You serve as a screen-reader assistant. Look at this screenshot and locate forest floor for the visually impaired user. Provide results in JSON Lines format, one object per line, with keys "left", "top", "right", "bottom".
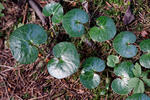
{"left": 0, "top": 0, "right": 150, "bottom": 100}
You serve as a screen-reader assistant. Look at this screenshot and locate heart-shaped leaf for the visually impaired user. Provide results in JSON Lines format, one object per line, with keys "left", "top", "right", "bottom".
{"left": 128, "top": 77, "right": 145, "bottom": 94}
{"left": 139, "top": 39, "right": 150, "bottom": 69}
{"left": 126, "top": 93, "right": 150, "bottom": 100}
{"left": 111, "top": 78, "right": 132, "bottom": 95}
{"left": 47, "top": 42, "right": 80, "bottom": 79}
{"left": 113, "top": 31, "right": 137, "bottom": 58}
{"left": 82, "top": 57, "right": 105, "bottom": 72}
{"left": 62, "top": 8, "right": 89, "bottom": 37}
{"left": 80, "top": 70, "right": 100, "bottom": 89}
{"left": 114, "top": 61, "right": 134, "bottom": 78}
{"left": 9, "top": 24, "right": 47, "bottom": 64}
{"left": 140, "top": 53, "right": 150, "bottom": 69}
{"left": 80, "top": 57, "right": 105, "bottom": 89}
{"left": 140, "top": 39, "right": 150, "bottom": 53}
{"left": 111, "top": 61, "right": 134, "bottom": 95}
{"left": 89, "top": 16, "right": 116, "bottom": 42}
{"left": 43, "top": 2, "right": 63, "bottom": 24}
{"left": 133, "top": 63, "right": 142, "bottom": 77}
{"left": 107, "top": 55, "right": 119, "bottom": 67}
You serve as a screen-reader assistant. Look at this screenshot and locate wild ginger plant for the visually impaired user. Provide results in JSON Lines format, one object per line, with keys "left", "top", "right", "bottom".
{"left": 8, "top": 2, "right": 150, "bottom": 99}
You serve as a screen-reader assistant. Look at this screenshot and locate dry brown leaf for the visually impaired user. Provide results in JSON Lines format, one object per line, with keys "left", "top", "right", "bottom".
{"left": 123, "top": 0, "right": 135, "bottom": 25}
{"left": 141, "top": 30, "right": 149, "bottom": 38}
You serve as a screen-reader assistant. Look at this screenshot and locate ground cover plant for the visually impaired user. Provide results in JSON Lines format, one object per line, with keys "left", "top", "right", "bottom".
{"left": 0, "top": 0, "right": 150, "bottom": 99}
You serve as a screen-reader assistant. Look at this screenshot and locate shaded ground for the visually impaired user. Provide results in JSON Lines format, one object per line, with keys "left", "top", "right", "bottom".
{"left": 0, "top": 0, "right": 150, "bottom": 100}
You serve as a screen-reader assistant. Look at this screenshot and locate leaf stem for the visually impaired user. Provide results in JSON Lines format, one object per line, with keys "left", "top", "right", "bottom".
{"left": 30, "top": 42, "right": 46, "bottom": 57}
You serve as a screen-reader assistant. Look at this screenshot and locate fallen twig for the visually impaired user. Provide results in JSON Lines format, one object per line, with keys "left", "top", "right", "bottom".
{"left": 15, "top": 95, "right": 23, "bottom": 100}
{"left": 29, "top": 94, "right": 49, "bottom": 100}
{"left": 22, "top": 3, "right": 28, "bottom": 24}
{"left": 28, "top": 0, "right": 46, "bottom": 25}
{"left": 0, "top": 65, "right": 14, "bottom": 69}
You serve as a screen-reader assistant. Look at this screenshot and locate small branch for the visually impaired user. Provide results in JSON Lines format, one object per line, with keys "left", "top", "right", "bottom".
{"left": 0, "top": 69, "right": 13, "bottom": 73}
{"left": 28, "top": 0, "right": 46, "bottom": 25}
{"left": 22, "top": 3, "right": 28, "bottom": 24}
{"left": 0, "top": 65, "right": 14, "bottom": 69}
{"left": 15, "top": 95, "right": 23, "bottom": 100}
{"left": 29, "top": 94, "right": 49, "bottom": 100}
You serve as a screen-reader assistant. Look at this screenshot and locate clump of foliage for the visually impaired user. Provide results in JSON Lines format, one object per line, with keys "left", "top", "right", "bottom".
{"left": 43, "top": 2, "right": 63, "bottom": 24}
{"left": 8, "top": 2, "right": 150, "bottom": 99}
{"left": 128, "top": 63, "right": 150, "bottom": 94}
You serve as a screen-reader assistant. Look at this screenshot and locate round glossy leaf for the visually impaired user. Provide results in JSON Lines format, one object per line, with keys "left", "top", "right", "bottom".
{"left": 111, "top": 78, "right": 132, "bottom": 95}
{"left": 9, "top": 24, "right": 47, "bottom": 64}
{"left": 62, "top": 8, "right": 89, "bottom": 37}
{"left": 126, "top": 93, "right": 150, "bottom": 100}
{"left": 140, "top": 53, "right": 150, "bottom": 69}
{"left": 140, "top": 39, "right": 150, "bottom": 53}
{"left": 82, "top": 57, "right": 105, "bottom": 72}
{"left": 43, "top": 2, "right": 63, "bottom": 24}
{"left": 113, "top": 31, "right": 137, "bottom": 58}
{"left": 89, "top": 16, "right": 116, "bottom": 42}
{"left": 80, "top": 70, "right": 100, "bottom": 89}
{"left": 47, "top": 42, "right": 80, "bottom": 79}
{"left": 114, "top": 61, "right": 134, "bottom": 78}
{"left": 107, "top": 55, "right": 119, "bottom": 67}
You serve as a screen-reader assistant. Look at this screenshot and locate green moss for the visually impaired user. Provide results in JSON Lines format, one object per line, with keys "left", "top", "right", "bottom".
{"left": 22, "top": 93, "right": 30, "bottom": 99}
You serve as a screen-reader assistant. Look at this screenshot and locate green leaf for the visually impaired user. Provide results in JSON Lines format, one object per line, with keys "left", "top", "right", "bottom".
{"left": 113, "top": 31, "right": 137, "bottom": 58}
{"left": 82, "top": 57, "right": 105, "bottom": 72}
{"left": 126, "top": 93, "right": 150, "bottom": 100}
{"left": 62, "top": 8, "right": 89, "bottom": 37}
{"left": 0, "top": 13, "right": 4, "bottom": 17}
{"left": 47, "top": 42, "right": 80, "bottom": 79}
{"left": 9, "top": 24, "right": 47, "bottom": 64}
{"left": 128, "top": 78, "right": 145, "bottom": 94}
{"left": 80, "top": 70, "right": 100, "bottom": 89}
{"left": 0, "top": 3, "right": 4, "bottom": 17}
{"left": 89, "top": 16, "right": 116, "bottom": 42}
{"left": 140, "top": 53, "right": 150, "bottom": 69}
{"left": 43, "top": 2, "right": 63, "bottom": 24}
{"left": 111, "top": 61, "right": 134, "bottom": 95}
{"left": 114, "top": 61, "right": 134, "bottom": 78}
{"left": 107, "top": 55, "right": 119, "bottom": 67}
{"left": 140, "top": 39, "right": 150, "bottom": 53}
{"left": 111, "top": 78, "right": 132, "bottom": 95}
{"left": 133, "top": 63, "right": 141, "bottom": 77}
{"left": 141, "top": 71, "right": 150, "bottom": 87}
{"left": 142, "top": 78, "right": 150, "bottom": 87}
{"left": 0, "top": 3, "right": 4, "bottom": 10}
{"left": 139, "top": 39, "right": 150, "bottom": 69}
